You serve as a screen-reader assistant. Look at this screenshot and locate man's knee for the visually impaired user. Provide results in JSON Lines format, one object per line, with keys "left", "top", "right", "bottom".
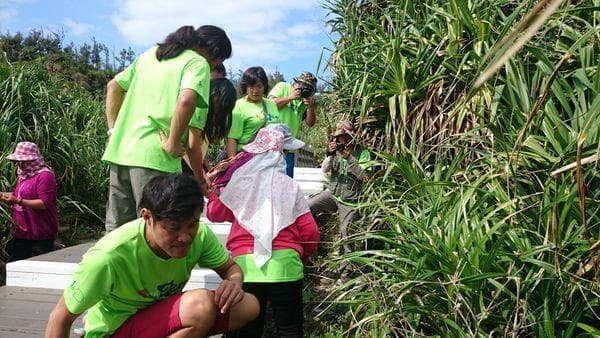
{"left": 179, "top": 289, "right": 218, "bottom": 329}
{"left": 229, "top": 292, "right": 260, "bottom": 331}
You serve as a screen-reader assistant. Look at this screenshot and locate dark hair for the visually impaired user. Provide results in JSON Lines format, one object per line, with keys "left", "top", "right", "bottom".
{"left": 239, "top": 66, "right": 269, "bottom": 96}
{"left": 211, "top": 63, "right": 226, "bottom": 78}
{"left": 204, "top": 78, "right": 236, "bottom": 144}
{"left": 156, "top": 25, "right": 232, "bottom": 62}
{"left": 140, "top": 174, "right": 204, "bottom": 222}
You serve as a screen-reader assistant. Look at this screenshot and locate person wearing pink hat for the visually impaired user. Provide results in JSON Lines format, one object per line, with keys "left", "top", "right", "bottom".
{"left": 1, "top": 141, "right": 58, "bottom": 261}
{"left": 206, "top": 127, "right": 319, "bottom": 337}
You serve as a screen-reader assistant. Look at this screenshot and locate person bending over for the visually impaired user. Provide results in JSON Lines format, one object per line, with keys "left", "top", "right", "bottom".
{"left": 103, "top": 25, "right": 232, "bottom": 233}
{"left": 45, "top": 174, "right": 259, "bottom": 338}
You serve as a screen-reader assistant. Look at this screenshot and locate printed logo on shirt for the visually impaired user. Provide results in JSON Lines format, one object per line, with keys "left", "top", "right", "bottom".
{"left": 156, "top": 280, "right": 187, "bottom": 298}
{"left": 68, "top": 281, "right": 85, "bottom": 304}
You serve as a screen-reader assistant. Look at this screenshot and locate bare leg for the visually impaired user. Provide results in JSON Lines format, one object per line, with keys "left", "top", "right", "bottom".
{"left": 227, "top": 293, "right": 260, "bottom": 331}
{"left": 168, "top": 290, "right": 258, "bottom": 337}
{"left": 168, "top": 289, "right": 216, "bottom": 338}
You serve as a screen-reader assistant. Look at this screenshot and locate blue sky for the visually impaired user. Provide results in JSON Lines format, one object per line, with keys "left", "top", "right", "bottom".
{"left": 0, "top": 0, "right": 334, "bottom": 83}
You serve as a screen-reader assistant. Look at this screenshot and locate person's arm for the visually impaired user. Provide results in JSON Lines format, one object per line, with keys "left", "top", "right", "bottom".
{"left": 226, "top": 138, "right": 238, "bottom": 159}
{"left": 321, "top": 140, "right": 337, "bottom": 173}
{"left": 44, "top": 295, "right": 80, "bottom": 338}
{"left": 302, "top": 96, "right": 316, "bottom": 127}
{"left": 213, "top": 258, "right": 244, "bottom": 314}
{"left": 163, "top": 89, "right": 199, "bottom": 157}
{"left": 321, "top": 156, "right": 334, "bottom": 174}
{"left": 187, "top": 127, "right": 207, "bottom": 189}
{"left": 206, "top": 191, "right": 234, "bottom": 223}
{"left": 1, "top": 192, "right": 47, "bottom": 209}
{"left": 296, "top": 212, "right": 320, "bottom": 262}
{"left": 270, "top": 86, "right": 301, "bottom": 109}
{"left": 105, "top": 79, "right": 126, "bottom": 129}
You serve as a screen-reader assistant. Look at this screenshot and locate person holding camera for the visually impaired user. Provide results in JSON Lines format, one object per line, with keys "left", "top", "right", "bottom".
{"left": 307, "top": 121, "right": 370, "bottom": 256}
{"left": 268, "top": 71, "right": 317, "bottom": 177}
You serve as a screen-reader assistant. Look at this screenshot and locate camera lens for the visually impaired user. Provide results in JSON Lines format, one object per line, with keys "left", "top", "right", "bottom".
{"left": 300, "top": 83, "right": 314, "bottom": 98}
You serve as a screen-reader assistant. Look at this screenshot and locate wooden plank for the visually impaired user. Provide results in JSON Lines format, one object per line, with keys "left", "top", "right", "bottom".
{"left": 0, "top": 286, "right": 84, "bottom": 338}
{"left": 294, "top": 167, "right": 324, "bottom": 174}
{"left": 294, "top": 173, "right": 326, "bottom": 181}
{"left": 29, "top": 243, "right": 94, "bottom": 263}
{"left": 6, "top": 259, "right": 223, "bottom": 291}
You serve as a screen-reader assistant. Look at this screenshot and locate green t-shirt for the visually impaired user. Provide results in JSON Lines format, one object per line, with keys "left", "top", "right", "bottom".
{"left": 102, "top": 46, "right": 210, "bottom": 173}
{"left": 228, "top": 97, "right": 280, "bottom": 150}
{"left": 268, "top": 82, "right": 306, "bottom": 138}
{"left": 63, "top": 219, "right": 229, "bottom": 337}
{"left": 234, "top": 249, "right": 303, "bottom": 282}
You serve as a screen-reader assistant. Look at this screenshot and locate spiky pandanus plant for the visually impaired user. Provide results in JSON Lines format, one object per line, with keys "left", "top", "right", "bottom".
{"left": 314, "top": 0, "right": 600, "bottom": 336}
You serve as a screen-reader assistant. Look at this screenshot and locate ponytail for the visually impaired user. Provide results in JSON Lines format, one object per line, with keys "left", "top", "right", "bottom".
{"left": 156, "top": 26, "right": 196, "bottom": 61}
{"left": 156, "top": 25, "right": 231, "bottom": 62}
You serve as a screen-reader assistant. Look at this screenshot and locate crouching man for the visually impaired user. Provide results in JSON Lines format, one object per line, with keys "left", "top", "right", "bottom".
{"left": 45, "top": 174, "right": 259, "bottom": 338}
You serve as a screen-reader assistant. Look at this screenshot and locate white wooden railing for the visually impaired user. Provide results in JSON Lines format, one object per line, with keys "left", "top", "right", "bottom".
{"left": 6, "top": 168, "right": 325, "bottom": 290}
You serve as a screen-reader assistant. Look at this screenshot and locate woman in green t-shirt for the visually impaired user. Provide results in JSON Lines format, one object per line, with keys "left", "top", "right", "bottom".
{"left": 225, "top": 66, "right": 280, "bottom": 159}
{"left": 103, "top": 25, "right": 233, "bottom": 233}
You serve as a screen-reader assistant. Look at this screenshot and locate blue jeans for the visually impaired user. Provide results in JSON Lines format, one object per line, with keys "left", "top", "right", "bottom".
{"left": 285, "top": 152, "right": 295, "bottom": 178}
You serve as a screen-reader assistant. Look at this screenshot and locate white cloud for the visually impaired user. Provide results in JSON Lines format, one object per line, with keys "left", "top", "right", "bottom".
{"left": 0, "top": 0, "right": 33, "bottom": 23}
{"left": 63, "top": 18, "right": 96, "bottom": 37}
{"left": 110, "top": 0, "right": 327, "bottom": 74}
{"left": 0, "top": 8, "right": 17, "bottom": 22}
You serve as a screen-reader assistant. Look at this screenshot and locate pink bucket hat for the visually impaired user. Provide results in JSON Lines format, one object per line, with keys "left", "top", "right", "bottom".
{"left": 243, "top": 129, "right": 284, "bottom": 154}
{"left": 6, "top": 142, "right": 43, "bottom": 161}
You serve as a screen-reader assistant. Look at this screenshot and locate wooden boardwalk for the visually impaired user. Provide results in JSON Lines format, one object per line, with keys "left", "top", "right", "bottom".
{"left": 0, "top": 167, "right": 325, "bottom": 337}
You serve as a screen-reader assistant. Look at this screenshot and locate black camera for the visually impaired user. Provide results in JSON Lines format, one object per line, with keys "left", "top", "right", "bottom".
{"left": 299, "top": 83, "right": 314, "bottom": 98}
{"left": 335, "top": 142, "right": 346, "bottom": 151}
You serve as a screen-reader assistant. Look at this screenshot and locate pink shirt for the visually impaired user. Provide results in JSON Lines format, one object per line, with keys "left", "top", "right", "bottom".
{"left": 12, "top": 171, "right": 59, "bottom": 240}
{"left": 206, "top": 192, "right": 319, "bottom": 262}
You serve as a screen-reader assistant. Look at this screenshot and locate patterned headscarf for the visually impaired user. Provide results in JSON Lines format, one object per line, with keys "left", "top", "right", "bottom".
{"left": 220, "top": 129, "right": 310, "bottom": 268}
{"left": 6, "top": 142, "right": 52, "bottom": 179}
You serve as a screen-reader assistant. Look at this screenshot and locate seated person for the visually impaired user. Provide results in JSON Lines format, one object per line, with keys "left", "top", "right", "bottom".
{"left": 44, "top": 174, "right": 259, "bottom": 338}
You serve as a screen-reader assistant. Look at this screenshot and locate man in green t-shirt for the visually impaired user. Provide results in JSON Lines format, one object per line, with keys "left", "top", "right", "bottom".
{"left": 268, "top": 71, "right": 317, "bottom": 177}
{"left": 45, "top": 174, "right": 259, "bottom": 338}
{"left": 102, "top": 25, "right": 232, "bottom": 234}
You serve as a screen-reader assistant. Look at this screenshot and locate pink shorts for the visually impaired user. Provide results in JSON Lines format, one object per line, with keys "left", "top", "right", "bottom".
{"left": 112, "top": 292, "right": 229, "bottom": 338}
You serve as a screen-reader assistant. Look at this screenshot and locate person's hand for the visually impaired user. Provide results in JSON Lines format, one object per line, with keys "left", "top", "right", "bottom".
{"left": 302, "top": 96, "right": 314, "bottom": 106}
{"left": 291, "top": 87, "right": 301, "bottom": 100}
{"left": 214, "top": 279, "right": 244, "bottom": 314}
{"left": 198, "top": 179, "right": 209, "bottom": 195}
{"left": 158, "top": 130, "right": 185, "bottom": 157}
{"left": 1, "top": 192, "right": 16, "bottom": 204}
{"left": 327, "top": 140, "right": 337, "bottom": 156}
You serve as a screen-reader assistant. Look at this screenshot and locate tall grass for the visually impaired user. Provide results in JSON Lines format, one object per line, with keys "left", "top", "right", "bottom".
{"left": 315, "top": 0, "right": 600, "bottom": 336}
{"left": 0, "top": 60, "right": 108, "bottom": 242}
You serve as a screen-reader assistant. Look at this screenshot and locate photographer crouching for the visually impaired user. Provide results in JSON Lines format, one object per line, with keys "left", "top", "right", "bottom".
{"left": 307, "top": 121, "right": 370, "bottom": 260}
